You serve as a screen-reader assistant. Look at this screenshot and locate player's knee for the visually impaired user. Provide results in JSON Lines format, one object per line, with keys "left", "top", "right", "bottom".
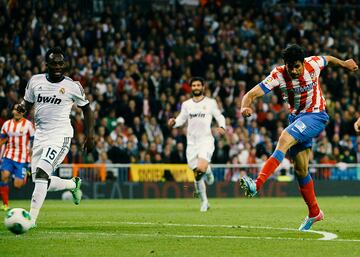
{"left": 294, "top": 161, "right": 308, "bottom": 175}
{"left": 196, "top": 164, "right": 207, "bottom": 173}
{"left": 35, "top": 168, "right": 49, "bottom": 180}
{"left": 1, "top": 172, "right": 10, "bottom": 182}
{"left": 278, "top": 131, "right": 296, "bottom": 150}
{"left": 13, "top": 180, "right": 24, "bottom": 188}
{"left": 295, "top": 169, "right": 308, "bottom": 178}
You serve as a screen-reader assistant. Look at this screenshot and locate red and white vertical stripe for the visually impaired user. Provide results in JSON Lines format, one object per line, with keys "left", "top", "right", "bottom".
{"left": 264, "top": 56, "right": 326, "bottom": 114}
{"left": 1, "top": 118, "right": 35, "bottom": 163}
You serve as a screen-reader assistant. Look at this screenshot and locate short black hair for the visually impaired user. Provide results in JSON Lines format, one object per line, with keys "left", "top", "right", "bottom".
{"left": 189, "top": 76, "right": 205, "bottom": 87}
{"left": 282, "top": 44, "right": 305, "bottom": 65}
{"left": 45, "top": 47, "right": 65, "bottom": 63}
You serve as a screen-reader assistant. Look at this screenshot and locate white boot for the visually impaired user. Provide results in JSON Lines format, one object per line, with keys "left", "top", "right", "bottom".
{"left": 200, "top": 201, "right": 210, "bottom": 212}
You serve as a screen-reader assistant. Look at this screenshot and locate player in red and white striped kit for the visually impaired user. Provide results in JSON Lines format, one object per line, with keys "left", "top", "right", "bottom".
{"left": 240, "top": 44, "right": 358, "bottom": 231}
{"left": 0, "top": 104, "right": 35, "bottom": 210}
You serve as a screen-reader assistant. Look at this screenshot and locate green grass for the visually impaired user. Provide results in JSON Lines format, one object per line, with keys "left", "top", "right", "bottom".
{"left": 1, "top": 197, "right": 360, "bottom": 257}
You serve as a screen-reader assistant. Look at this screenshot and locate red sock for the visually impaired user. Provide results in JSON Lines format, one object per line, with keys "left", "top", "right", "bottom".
{"left": 298, "top": 175, "right": 320, "bottom": 218}
{"left": 256, "top": 156, "right": 281, "bottom": 190}
{"left": 0, "top": 185, "right": 9, "bottom": 205}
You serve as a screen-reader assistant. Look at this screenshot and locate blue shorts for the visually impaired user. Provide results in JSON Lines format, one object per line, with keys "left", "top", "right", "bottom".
{"left": 1, "top": 158, "right": 29, "bottom": 180}
{"left": 286, "top": 112, "right": 329, "bottom": 157}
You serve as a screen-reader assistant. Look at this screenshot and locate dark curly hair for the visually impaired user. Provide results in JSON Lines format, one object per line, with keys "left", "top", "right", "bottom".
{"left": 282, "top": 44, "right": 305, "bottom": 65}
{"left": 189, "top": 76, "right": 205, "bottom": 87}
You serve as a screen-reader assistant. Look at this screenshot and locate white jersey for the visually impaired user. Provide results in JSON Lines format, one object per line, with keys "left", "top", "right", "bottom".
{"left": 24, "top": 74, "right": 89, "bottom": 142}
{"left": 174, "top": 97, "right": 225, "bottom": 146}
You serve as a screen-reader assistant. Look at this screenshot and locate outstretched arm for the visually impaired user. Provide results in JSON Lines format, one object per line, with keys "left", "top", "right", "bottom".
{"left": 168, "top": 103, "right": 188, "bottom": 128}
{"left": 325, "top": 56, "right": 358, "bottom": 71}
{"left": 240, "top": 85, "right": 265, "bottom": 118}
{"left": 79, "top": 104, "right": 95, "bottom": 153}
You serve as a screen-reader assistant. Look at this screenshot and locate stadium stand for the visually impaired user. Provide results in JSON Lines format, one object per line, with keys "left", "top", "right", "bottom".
{"left": 0, "top": 0, "right": 359, "bottom": 179}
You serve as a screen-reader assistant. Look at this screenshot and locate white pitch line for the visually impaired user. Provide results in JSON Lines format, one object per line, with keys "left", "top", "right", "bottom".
{"left": 40, "top": 220, "right": 338, "bottom": 241}
{"left": 118, "top": 221, "right": 338, "bottom": 241}
{"left": 3, "top": 230, "right": 358, "bottom": 243}
{"left": 117, "top": 233, "right": 336, "bottom": 242}
{"left": 304, "top": 229, "right": 338, "bottom": 240}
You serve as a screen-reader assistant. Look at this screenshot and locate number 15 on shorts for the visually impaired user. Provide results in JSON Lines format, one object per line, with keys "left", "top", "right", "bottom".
{"left": 42, "top": 147, "right": 58, "bottom": 163}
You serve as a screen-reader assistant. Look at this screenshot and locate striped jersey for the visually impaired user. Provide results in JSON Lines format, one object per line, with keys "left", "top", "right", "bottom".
{"left": 24, "top": 74, "right": 89, "bottom": 142}
{"left": 260, "top": 56, "right": 327, "bottom": 115}
{"left": 0, "top": 118, "right": 35, "bottom": 163}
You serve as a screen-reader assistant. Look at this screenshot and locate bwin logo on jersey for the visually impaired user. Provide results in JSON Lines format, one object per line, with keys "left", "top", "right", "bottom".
{"left": 37, "top": 94, "right": 62, "bottom": 104}
{"left": 189, "top": 113, "right": 206, "bottom": 119}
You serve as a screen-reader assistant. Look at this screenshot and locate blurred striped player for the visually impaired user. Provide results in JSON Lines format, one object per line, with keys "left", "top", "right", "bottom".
{"left": 0, "top": 104, "right": 34, "bottom": 211}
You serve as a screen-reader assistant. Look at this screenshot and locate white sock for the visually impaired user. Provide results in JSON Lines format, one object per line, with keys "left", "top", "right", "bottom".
{"left": 30, "top": 179, "right": 48, "bottom": 223}
{"left": 204, "top": 165, "right": 215, "bottom": 185}
{"left": 48, "top": 176, "right": 76, "bottom": 192}
{"left": 194, "top": 178, "right": 208, "bottom": 202}
{"left": 206, "top": 165, "right": 212, "bottom": 175}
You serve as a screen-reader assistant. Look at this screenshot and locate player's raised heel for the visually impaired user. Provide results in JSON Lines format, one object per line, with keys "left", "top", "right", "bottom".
{"left": 298, "top": 210, "right": 324, "bottom": 231}
{"left": 71, "top": 177, "right": 82, "bottom": 205}
{"left": 1, "top": 204, "right": 9, "bottom": 211}
{"left": 240, "top": 176, "right": 257, "bottom": 197}
{"left": 0, "top": 204, "right": 9, "bottom": 211}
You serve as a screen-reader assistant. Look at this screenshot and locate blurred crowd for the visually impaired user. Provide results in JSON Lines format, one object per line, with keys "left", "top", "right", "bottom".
{"left": 0, "top": 0, "right": 359, "bottom": 176}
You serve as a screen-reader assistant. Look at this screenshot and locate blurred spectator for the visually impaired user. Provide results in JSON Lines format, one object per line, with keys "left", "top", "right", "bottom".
{"left": 66, "top": 144, "right": 83, "bottom": 164}
{"left": 213, "top": 140, "right": 230, "bottom": 164}
{"left": 0, "top": 1, "right": 358, "bottom": 166}
{"left": 170, "top": 142, "right": 186, "bottom": 163}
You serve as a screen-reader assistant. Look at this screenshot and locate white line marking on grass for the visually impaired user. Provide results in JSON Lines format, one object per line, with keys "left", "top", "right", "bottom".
{"left": 8, "top": 231, "right": 359, "bottom": 243}
{"left": 305, "top": 230, "right": 338, "bottom": 240}
{"left": 119, "top": 233, "right": 360, "bottom": 242}
{"left": 119, "top": 233, "right": 316, "bottom": 241}
{"left": 119, "top": 221, "right": 338, "bottom": 241}
{"left": 37, "top": 220, "right": 339, "bottom": 241}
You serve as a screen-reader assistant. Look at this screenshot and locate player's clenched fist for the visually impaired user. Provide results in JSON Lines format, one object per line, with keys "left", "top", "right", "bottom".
{"left": 217, "top": 127, "right": 226, "bottom": 136}
{"left": 168, "top": 118, "right": 176, "bottom": 128}
{"left": 344, "top": 59, "right": 358, "bottom": 71}
{"left": 241, "top": 107, "right": 253, "bottom": 118}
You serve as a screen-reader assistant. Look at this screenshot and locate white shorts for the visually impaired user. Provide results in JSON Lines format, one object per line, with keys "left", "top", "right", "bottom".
{"left": 186, "top": 142, "right": 215, "bottom": 170}
{"left": 31, "top": 137, "right": 71, "bottom": 179}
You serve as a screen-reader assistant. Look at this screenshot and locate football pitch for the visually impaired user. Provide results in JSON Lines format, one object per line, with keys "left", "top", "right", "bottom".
{"left": 1, "top": 197, "right": 360, "bottom": 257}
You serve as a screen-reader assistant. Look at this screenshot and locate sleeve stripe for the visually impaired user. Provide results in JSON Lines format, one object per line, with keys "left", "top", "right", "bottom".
{"left": 321, "top": 56, "right": 327, "bottom": 66}
{"left": 75, "top": 81, "right": 85, "bottom": 96}
{"left": 259, "top": 82, "right": 271, "bottom": 94}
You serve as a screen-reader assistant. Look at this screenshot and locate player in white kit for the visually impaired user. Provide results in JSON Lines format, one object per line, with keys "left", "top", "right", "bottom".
{"left": 168, "top": 77, "right": 226, "bottom": 212}
{"left": 18, "top": 47, "right": 95, "bottom": 227}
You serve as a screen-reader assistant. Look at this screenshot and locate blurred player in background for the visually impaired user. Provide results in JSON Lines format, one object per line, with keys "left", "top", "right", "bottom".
{"left": 168, "top": 77, "right": 226, "bottom": 212}
{"left": 19, "top": 47, "right": 95, "bottom": 227}
{"left": 240, "top": 44, "right": 358, "bottom": 230}
{"left": 0, "top": 104, "right": 34, "bottom": 211}
{"left": 354, "top": 117, "right": 360, "bottom": 133}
